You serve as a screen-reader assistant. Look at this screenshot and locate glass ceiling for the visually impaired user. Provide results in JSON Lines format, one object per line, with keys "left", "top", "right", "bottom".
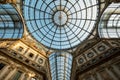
{"left": 23, "top": 0, "right": 99, "bottom": 50}
{"left": 0, "top": 4, "right": 24, "bottom": 39}
{"left": 49, "top": 52, "right": 72, "bottom": 80}
{"left": 98, "top": 3, "right": 120, "bottom": 38}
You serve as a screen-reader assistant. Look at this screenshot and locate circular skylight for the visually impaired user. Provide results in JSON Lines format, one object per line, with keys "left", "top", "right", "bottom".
{"left": 23, "top": 0, "right": 99, "bottom": 50}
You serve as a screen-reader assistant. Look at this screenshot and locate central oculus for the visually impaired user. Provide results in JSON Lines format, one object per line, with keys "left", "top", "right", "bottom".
{"left": 53, "top": 11, "right": 68, "bottom": 26}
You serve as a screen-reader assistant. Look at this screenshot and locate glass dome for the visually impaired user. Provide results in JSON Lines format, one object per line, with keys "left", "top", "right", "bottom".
{"left": 23, "top": 0, "right": 99, "bottom": 50}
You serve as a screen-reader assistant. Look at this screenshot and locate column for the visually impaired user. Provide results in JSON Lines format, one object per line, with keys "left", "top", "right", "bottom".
{"left": 20, "top": 73, "right": 26, "bottom": 80}
{"left": 91, "top": 75, "right": 96, "bottom": 80}
{"left": 23, "top": 74, "right": 28, "bottom": 80}
{"left": 96, "top": 72, "right": 103, "bottom": 80}
{"left": 105, "top": 68, "right": 118, "bottom": 80}
{"left": 112, "top": 65, "right": 120, "bottom": 76}
{"left": 4, "top": 67, "right": 17, "bottom": 80}
{"left": 0, "top": 66, "right": 10, "bottom": 79}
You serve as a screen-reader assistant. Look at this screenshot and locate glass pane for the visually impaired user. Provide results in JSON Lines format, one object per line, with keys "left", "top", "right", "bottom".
{"left": 23, "top": 0, "right": 99, "bottom": 50}
{"left": 49, "top": 52, "right": 73, "bottom": 80}
{"left": 12, "top": 70, "right": 22, "bottom": 80}
{"left": 0, "top": 4, "right": 24, "bottom": 39}
{"left": 98, "top": 3, "right": 120, "bottom": 38}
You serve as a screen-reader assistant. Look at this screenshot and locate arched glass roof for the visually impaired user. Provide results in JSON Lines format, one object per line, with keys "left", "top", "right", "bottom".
{"left": 98, "top": 3, "right": 120, "bottom": 38}
{"left": 49, "top": 52, "right": 73, "bottom": 80}
{"left": 0, "top": 4, "right": 24, "bottom": 39}
{"left": 23, "top": 0, "right": 99, "bottom": 50}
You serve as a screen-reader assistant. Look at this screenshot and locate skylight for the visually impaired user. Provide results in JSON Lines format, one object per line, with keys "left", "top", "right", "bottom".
{"left": 49, "top": 52, "right": 73, "bottom": 80}
{"left": 23, "top": 0, "right": 99, "bottom": 50}
{"left": 0, "top": 4, "right": 24, "bottom": 39}
{"left": 98, "top": 3, "right": 120, "bottom": 38}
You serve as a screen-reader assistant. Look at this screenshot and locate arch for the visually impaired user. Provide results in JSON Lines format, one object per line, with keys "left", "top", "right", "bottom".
{"left": 49, "top": 52, "right": 73, "bottom": 80}
{"left": 0, "top": 4, "right": 24, "bottom": 39}
{"left": 98, "top": 3, "right": 120, "bottom": 38}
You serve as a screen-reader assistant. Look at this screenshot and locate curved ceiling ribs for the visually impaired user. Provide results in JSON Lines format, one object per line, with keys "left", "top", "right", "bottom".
{"left": 23, "top": 0, "right": 99, "bottom": 50}
{"left": 98, "top": 3, "right": 120, "bottom": 38}
{"left": 73, "top": 2, "right": 120, "bottom": 80}
{"left": 0, "top": 1, "right": 120, "bottom": 80}
{"left": 0, "top": 4, "right": 24, "bottom": 39}
{"left": 49, "top": 52, "right": 73, "bottom": 80}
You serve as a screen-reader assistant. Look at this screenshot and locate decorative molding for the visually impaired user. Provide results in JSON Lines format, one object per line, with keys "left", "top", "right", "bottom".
{"left": 75, "top": 39, "right": 100, "bottom": 57}
{"left": 74, "top": 39, "right": 120, "bottom": 79}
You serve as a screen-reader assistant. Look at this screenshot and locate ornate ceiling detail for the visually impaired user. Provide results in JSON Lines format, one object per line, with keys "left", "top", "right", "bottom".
{"left": 23, "top": 0, "right": 99, "bottom": 50}
{"left": 75, "top": 39, "right": 100, "bottom": 57}
{"left": 74, "top": 39, "right": 120, "bottom": 75}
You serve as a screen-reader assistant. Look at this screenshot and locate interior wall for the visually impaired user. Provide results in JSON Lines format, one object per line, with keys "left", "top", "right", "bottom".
{"left": 77, "top": 55, "right": 120, "bottom": 80}
{"left": 0, "top": 51, "right": 45, "bottom": 80}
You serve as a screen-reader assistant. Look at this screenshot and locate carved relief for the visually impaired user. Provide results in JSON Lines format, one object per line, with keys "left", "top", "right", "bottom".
{"left": 77, "top": 56, "right": 120, "bottom": 80}
{"left": 0, "top": 54, "right": 45, "bottom": 80}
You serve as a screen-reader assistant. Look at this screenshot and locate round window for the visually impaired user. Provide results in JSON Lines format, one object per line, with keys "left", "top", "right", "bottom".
{"left": 87, "top": 52, "right": 94, "bottom": 58}
{"left": 78, "top": 58, "right": 84, "bottom": 64}
{"left": 97, "top": 45, "right": 106, "bottom": 51}
{"left": 38, "top": 58, "right": 43, "bottom": 64}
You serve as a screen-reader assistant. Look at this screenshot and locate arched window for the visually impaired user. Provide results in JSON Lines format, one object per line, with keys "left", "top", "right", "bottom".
{"left": 0, "top": 4, "right": 24, "bottom": 39}
{"left": 98, "top": 3, "right": 120, "bottom": 38}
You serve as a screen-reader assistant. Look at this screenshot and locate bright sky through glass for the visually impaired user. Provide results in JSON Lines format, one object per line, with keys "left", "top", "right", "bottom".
{"left": 49, "top": 52, "right": 73, "bottom": 80}
{"left": 98, "top": 3, "right": 120, "bottom": 38}
{"left": 23, "top": 0, "right": 98, "bottom": 50}
{"left": 0, "top": 4, "right": 23, "bottom": 39}
{"left": 23, "top": 0, "right": 99, "bottom": 80}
